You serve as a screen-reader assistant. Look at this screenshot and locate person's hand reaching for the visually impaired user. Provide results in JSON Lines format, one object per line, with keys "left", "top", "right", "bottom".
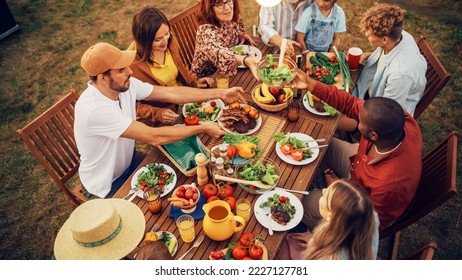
{"left": 160, "top": 109, "right": 179, "bottom": 124}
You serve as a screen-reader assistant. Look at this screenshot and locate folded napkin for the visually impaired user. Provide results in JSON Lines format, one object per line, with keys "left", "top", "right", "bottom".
{"left": 161, "top": 136, "right": 208, "bottom": 171}
{"left": 169, "top": 193, "right": 206, "bottom": 221}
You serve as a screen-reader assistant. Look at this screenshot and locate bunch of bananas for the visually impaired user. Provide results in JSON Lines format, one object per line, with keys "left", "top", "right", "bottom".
{"left": 253, "top": 83, "right": 293, "bottom": 104}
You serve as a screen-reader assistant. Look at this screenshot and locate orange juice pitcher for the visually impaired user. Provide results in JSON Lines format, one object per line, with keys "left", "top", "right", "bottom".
{"left": 202, "top": 200, "right": 245, "bottom": 241}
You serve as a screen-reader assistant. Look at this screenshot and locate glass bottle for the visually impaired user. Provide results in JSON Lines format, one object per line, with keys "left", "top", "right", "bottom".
{"left": 219, "top": 144, "right": 230, "bottom": 170}
{"left": 212, "top": 157, "right": 225, "bottom": 185}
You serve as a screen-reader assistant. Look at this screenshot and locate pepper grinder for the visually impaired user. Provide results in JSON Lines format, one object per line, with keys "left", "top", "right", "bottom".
{"left": 195, "top": 153, "right": 209, "bottom": 187}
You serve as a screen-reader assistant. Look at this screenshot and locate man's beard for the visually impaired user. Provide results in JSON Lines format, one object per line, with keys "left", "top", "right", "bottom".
{"left": 108, "top": 76, "right": 130, "bottom": 92}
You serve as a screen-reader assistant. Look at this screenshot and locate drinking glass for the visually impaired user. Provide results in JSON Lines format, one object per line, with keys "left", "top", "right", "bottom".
{"left": 216, "top": 75, "right": 229, "bottom": 89}
{"left": 143, "top": 188, "right": 162, "bottom": 214}
{"left": 176, "top": 214, "right": 195, "bottom": 243}
{"left": 236, "top": 198, "right": 251, "bottom": 222}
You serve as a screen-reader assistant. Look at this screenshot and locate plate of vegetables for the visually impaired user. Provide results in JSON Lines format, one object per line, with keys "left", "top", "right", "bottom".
{"left": 232, "top": 45, "right": 262, "bottom": 68}
{"left": 182, "top": 99, "right": 225, "bottom": 124}
{"left": 144, "top": 231, "right": 178, "bottom": 256}
{"left": 305, "top": 52, "right": 341, "bottom": 86}
{"left": 274, "top": 132, "right": 319, "bottom": 165}
{"left": 235, "top": 157, "right": 280, "bottom": 194}
{"left": 131, "top": 163, "right": 177, "bottom": 198}
{"left": 302, "top": 91, "right": 339, "bottom": 116}
{"left": 254, "top": 190, "right": 303, "bottom": 231}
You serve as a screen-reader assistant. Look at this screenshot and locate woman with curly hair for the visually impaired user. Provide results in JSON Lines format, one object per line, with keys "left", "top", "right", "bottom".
{"left": 305, "top": 179, "right": 379, "bottom": 260}
{"left": 191, "top": 0, "right": 259, "bottom": 79}
{"left": 353, "top": 3, "right": 427, "bottom": 116}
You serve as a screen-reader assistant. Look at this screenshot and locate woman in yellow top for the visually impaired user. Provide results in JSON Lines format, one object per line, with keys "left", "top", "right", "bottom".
{"left": 128, "top": 6, "right": 214, "bottom": 125}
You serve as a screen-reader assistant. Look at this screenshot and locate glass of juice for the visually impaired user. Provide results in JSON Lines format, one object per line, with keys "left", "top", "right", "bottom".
{"left": 143, "top": 188, "right": 162, "bottom": 214}
{"left": 176, "top": 214, "right": 195, "bottom": 243}
{"left": 236, "top": 198, "right": 251, "bottom": 222}
{"left": 216, "top": 75, "right": 229, "bottom": 89}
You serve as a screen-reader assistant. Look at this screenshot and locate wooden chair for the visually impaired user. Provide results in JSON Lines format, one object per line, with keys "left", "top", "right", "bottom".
{"left": 380, "top": 131, "right": 458, "bottom": 257}
{"left": 414, "top": 36, "right": 451, "bottom": 119}
{"left": 16, "top": 89, "right": 86, "bottom": 206}
{"left": 390, "top": 232, "right": 438, "bottom": 260}
{"left": 169, "top": 2, "right": 201, "bottom": 85}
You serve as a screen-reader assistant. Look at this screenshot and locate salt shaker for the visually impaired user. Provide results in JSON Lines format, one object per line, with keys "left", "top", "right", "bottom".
{"left": 195, "top": 153, "right": 208, "bottom": 187}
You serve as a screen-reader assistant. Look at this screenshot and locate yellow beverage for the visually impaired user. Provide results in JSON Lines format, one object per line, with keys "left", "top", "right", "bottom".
{"left": 236, "top": 202, "right": 251, "bottom": 222}
{"left": 178, "top": 220, "right": 195, "bottom": 242}
{"left": 216, "top": 76, "right": 229, "bottom": 89}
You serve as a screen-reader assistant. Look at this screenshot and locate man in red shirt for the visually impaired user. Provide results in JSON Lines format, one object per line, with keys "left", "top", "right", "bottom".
{"left": 292, "top": 69, "right": 422, "bottom": 231}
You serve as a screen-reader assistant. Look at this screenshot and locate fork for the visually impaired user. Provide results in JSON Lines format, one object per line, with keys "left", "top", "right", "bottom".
{"left": 276, "top": 187, "right": 309, "bottom": 195}
{"left": 178, "top": 235, "right": 205, "bottom": 260}
{"left": 256, "top": 208, "right": 273, "bottom": 235}
{"left": 122, "top": 188, "right": 136, "bottom": 200}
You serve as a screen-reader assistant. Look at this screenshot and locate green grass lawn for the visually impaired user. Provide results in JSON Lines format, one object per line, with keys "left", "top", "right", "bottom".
{"left": 0, "top": 0, "right": 460, "bottom": 259}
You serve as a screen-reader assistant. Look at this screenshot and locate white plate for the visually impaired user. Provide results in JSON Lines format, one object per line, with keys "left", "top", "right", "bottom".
{"left": 182, "top": 99, "right": 225, "bottom": 124}
{"left": 254, "top": 190, "right": 303, "bottom": 232}
{"left": 131, "top": 163, "right": 177, "bottom": 198}
{"left": 302, "top": 93, "right": 331, "bottom": 116}
{"left": 275, "top": 133, "right": 320, "bottom": 165}
{"left": 156, "top": 231, "right": 178, "bottom": 256}
{"left": 232, "top": 45, "right": 263, "bottom": 68}
{"left": 217, "top": 104, "right": 262, "bottom": 135}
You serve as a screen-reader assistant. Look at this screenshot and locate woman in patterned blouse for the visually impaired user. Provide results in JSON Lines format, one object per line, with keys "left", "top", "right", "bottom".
{"left": 191, "top": 0, "right": 260, "bottom": 80}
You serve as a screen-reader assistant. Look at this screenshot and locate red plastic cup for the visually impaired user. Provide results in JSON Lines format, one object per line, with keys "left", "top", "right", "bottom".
{"left": 347, "top": 47, "right": 363, "bottom": 71}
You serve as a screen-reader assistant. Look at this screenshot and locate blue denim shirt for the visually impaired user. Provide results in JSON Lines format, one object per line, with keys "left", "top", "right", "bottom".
{"left": 353, "top": 31, "right": 427, "bottom": 116}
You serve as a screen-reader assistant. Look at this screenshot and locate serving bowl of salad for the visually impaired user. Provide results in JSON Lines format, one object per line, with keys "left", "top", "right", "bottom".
{"left": 234, "top": 157, "right": 281, "bottom": 194}
{"left": 257, "top": 54, "right": 297, "bottom": 88}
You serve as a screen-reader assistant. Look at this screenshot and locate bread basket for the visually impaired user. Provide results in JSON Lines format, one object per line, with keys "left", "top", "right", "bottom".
{"left": 251, "top": 84, "right": 291, "bottom": 112}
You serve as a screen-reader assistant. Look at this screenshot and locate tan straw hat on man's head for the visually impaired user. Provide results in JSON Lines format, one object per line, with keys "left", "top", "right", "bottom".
{"left": 54, "top": 198, "right": 145, "bottom": 260}
{"left": 81, "top": 42, "right": 136, "bottom": 76}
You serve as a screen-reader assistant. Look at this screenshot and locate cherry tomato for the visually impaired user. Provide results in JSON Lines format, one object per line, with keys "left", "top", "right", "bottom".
{"left": 291, "top": 148, "right": 304, "bottom": 161}
{"left": 272, "top": 65, "right": 278, "bottom": 69}
{"left": 232, "top": 244, "right": 249, "bottom": 260}
{"left": 210, "top": 101, "right": 217, "bottom": 107}
{"left": 329, "top": 56, "right": 337, "bottom": 63}
{"left": 178, "top": 185, "right": 186, "bottom": 192}
{"left": 280, "top": 143, "right": 294, "bottom": 155}
{"left": 202, "top": 183, "right": 218, "bottom": 199}
{"left": 184, "top": 188, "right": 193, "bottom": 199}
{"left": 239, "top": 232, "right": 255, "bottom": 247}
{"left": 161, "top": 173, "right": 169, "bottom": 178}
{"left": 249, "top": 244, "right": 264, "bottom": 260}
{"left": 176, "top": 190, "right": 185, "bottom": 198}
{"left": 279, "top": 196, "right": 287, "bottom": 203}
{"left": 184, "top": 114, "right": 199, "bottom": 126}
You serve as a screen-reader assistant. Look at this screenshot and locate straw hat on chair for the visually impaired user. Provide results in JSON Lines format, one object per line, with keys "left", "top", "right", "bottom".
{"left": 54, "top": 198, "right": 145, "bottom": 260}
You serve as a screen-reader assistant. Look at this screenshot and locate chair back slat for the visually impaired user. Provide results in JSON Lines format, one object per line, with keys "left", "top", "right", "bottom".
{"left": 380, "top": 131, "right": 458, "bottom": 239}
{"left": 169, "top": 3, "right": 200, "bottom": 82}
{"left": 17, "top": 89, "right": 83, "bottom": 206}
{"left": 414, "top": 36, "right": 451, "bottom": 119}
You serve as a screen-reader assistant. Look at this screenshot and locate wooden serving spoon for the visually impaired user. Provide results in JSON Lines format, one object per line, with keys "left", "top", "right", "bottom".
{"left": 214, "top": 174, "right": 274, "bottom": 190}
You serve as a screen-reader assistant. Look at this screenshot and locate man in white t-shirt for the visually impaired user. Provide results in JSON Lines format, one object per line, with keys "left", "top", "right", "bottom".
{"left": 76, "top": 42, "right": 246, "bottom": 198}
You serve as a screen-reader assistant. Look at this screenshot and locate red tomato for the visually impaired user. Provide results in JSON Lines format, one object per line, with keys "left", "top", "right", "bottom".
{"left": 223, "top": 196, "right": 236, "bottom": 210}
{"left": 161, "top": 173, "right": 168, "bottom": 178}
{"left": 280, "top": 143, "right": 294, "bottom": 155}
{"left": 158, "top": 179, "right": 166, "bottom": 185}
{"left": 218, "top": 184, "right": 234, "bottom": 199}
{"left": 279, "top": 196, "right": 287, "bottom": 203}
{"left": 329, "top": 56, "right": 337, "bottom": 63}
{"left": 178, "top": 186, "right": 186, "bottom": 192}
{"left": 242, "top": 257, "right": 253, "bottom": 260}
{"left": 184, "top": 188, "right": 193, "bottom": 199}
{"left": 210, "top": 101, "right": 217, "bottom": 107}
{"left": 192, "top": 193, "right": 199, "bottom": 201}
{"left": 239, "top": 232, "right": 255, "bottom": 247}
{"left": 184, "top": 114, "right": 199, "bottom": 126}
{"left": 202, "top": 183, "right": 218, "bottom": 198}
{"left": 232, "top": 244, "right": 249, "bottom": 260}
{"left": 272, "top": 65, "right": 278, "bottom": 69}
{"left": 206, "top": 195, "right": 220, "bottom": 204}
{"left": 226, "top": 145, "right": 238, "bottom": 159}
{"left": 249, "top": 244, "right": 264, "bottom": 260}
{"left": 291, "top": 149, "right": 304, "bottom": 161}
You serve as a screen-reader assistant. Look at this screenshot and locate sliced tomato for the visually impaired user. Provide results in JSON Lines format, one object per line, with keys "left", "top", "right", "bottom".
{"left": 291, "top": 149, "right": 304, "bottom": 161}
{"left": 280, "top": 143, "right": 294, "bottom": 155}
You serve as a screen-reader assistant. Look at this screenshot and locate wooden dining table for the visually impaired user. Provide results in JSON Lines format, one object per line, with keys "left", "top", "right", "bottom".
{"left": 113, "top": 38, "right": 348, "bottom": 260}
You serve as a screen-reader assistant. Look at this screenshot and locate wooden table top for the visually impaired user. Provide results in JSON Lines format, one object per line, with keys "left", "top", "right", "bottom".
{"left": 114, "top": 38, "right": 341, "bottom": 260}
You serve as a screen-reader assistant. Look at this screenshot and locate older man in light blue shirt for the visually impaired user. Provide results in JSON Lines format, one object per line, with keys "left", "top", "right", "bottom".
{"left": 258, "top": 0, "right": 311, "bottom": 57}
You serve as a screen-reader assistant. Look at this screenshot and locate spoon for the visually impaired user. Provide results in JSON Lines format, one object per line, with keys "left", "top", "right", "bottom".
{"left": 303, "top": 144, "right": 328, "bottom": 150}
{"left": 278, "top": 38, "right": 288, "bottom": 68}
{"left": 214, "top": 174, "right": 273, "bottom": 190}
{"left": 275, "top": 187, "right": 309, "bottom": 195}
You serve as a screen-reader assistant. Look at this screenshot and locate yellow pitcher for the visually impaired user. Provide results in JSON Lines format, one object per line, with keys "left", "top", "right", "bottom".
{"left": 202, "top": 200, "right": 245, "bottom": 241}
